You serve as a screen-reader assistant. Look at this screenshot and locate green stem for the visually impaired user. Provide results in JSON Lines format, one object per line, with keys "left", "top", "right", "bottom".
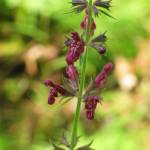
{"left": 70, "top": 0, "right": 93, "bottom": 150}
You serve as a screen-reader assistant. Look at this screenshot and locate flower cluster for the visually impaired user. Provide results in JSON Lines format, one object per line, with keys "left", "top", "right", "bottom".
{"left": 82, "top": 62, "right": 113, "bottom": 119}
{"left": 45, "top": 0, "right": 113, "bottom": 121}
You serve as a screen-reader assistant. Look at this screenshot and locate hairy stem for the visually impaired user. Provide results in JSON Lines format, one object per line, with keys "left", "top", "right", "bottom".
{"left": 70, "top": 0, "right": 93, "bottom": 149}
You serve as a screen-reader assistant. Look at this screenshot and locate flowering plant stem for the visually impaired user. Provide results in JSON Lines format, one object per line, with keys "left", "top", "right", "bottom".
{"left": 70, "top": 0, "right": 93, "bottom": 149}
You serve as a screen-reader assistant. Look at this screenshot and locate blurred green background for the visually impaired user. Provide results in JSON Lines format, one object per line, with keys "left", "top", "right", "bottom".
{"left": 0, "top": 0, "right": 150, "bottom": 149}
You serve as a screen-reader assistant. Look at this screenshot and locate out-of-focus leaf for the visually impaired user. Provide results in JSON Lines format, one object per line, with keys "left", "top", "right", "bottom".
{"left": 77, "top": 141, "right": 94, "bottom": 150}
{"left": 52, "top": 143, "right": 65, "bottom": 150}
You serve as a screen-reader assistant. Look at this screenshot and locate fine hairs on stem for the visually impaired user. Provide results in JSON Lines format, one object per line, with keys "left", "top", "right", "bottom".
{"left": 44, "top": 0, "right": 114, "bottom": 149}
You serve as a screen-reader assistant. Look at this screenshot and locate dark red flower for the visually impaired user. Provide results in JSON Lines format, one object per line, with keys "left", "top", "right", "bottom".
{"left": 85, "top": 96, "right": 100, "bottom": 120}
{"left": 86, "top": 110, "right": 94, "bottom": 120}
{"left": 66, "top": 32, "right": 84, "bottom": 65}
{"left": 66, "top": 64, "right": 78, "bottom": 80}
{"left": 55, "top": 85, "right": 67, "bottom": 96}
{"left": 92, "top": 96, "right": 99, "bottom": 108}
{"left": 94, "top": 70, "right": 107, "bottom": 87}
{"left": 104, "top": 62, "right": 113, "bottom": 74}
{"left": 44, "top": 80, "right": 55, "bottom": 87}
{"left": 50, "top": 88, "right": 58, "bottom": 97}
{"left": 94, "top": 62, "right": 113, "bottom": 88}
{"left": 48, "top": 95, "right": 55, "bottom": 105}
{"left": 44, "top": 80, "right": 68, "bottom": 105}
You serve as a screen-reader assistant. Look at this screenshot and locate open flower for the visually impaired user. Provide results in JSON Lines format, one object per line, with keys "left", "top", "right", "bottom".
{"left": 44, "top": 80, "right": 69, "bottom": 105}
{"left": 66, "top": 32, "right": 84, "bottom": 65}
{"left": 85, "top": 96, "right": 100, "bottom": 120}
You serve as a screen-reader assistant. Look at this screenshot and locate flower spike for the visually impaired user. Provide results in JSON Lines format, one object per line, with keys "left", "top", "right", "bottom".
{"left": 45, "top": 0, "right": 115, "bottom": 148}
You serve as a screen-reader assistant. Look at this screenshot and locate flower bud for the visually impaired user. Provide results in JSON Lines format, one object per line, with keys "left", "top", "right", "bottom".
{"left": 98, "top": 46, "right": 106, "bottom": 54}
{"left": 50, "top": 88, "right": 58, "bottom": 97}
{"left": 81, "top": 16, "right": 96, "bottom": 31}
{"left": 94, "top": 70, "right": 106, "bottom": 87}
{"left": 104, "top": 62, "right": 113, "bottom": 74}
{"left": 44, "top": 80, "right": 54, "bottom": 87}
{"left": 93, "top": 45, "right": 106, "bottom": 55}
{"left": 55, "top": 85, "right": 67, "bottom": 96}
{"left": 66, "top": 50, "right": 75, "bottom": 65}
{"left": 66, "top": 64, "right": 78, "bottom": 80}
{"left": 48, "top": 96, "right": 55, "bottom": 105}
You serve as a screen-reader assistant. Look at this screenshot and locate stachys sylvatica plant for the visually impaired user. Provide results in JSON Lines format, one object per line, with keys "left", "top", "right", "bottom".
{"left": 44, "top": 0, "right": 114, "bottom": 149}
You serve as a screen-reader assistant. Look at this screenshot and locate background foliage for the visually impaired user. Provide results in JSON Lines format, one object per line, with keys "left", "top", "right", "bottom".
{"left": 0, "top": 0, "right": 150, "bottom": 150}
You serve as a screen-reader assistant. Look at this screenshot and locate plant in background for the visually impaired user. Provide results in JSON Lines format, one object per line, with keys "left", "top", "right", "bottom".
{"left": 45, "top": 0, "right": 113, "bottom": 149}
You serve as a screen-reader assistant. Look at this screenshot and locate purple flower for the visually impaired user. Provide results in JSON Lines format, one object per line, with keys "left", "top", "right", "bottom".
{"left": 94, "top": 70, "right": 107, "bottom": 87}
{"left": 55, "top": 85, "right": 67, "bottom": 96}
{"left": 104, "top": 62, "right": 113, "bottom": 74}
{"left": 44, "top": 80, "right": 54, "bottom": 87}
{"left": 94, "top": 62, "right": 113, "bottom": 88}
{"left": 50, "top": 87, "right": 58, "bottom": 97}
{"left": 66, "top": 64, "right": 78, "bottom": 80}
{"left": 44, "top": 80, "right": 68, "bottom": 105}
{"left": 85, "top": 96, "right": 100, "bottom": 120}
{"left": 48, "top": 95, "right": 55, "bottom": 105}
{"left": 94, "top": 45, "right": 106, "bottom": 55}
{"left": 86, "top": 110, "right": 94, "bottom": 120}
{"left": 66, "top": 32, "right": 84, "bottom": 65}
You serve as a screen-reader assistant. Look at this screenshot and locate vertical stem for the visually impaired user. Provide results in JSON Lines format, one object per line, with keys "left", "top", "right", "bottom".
{"left": 70, "top": 0, "right": 93, "bottom": 150}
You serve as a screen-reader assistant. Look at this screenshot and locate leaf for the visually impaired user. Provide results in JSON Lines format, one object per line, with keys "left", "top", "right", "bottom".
{"left": 60, "top": 132, "right": 70, "bottom": 148}
{"left": 60, "top": 97, "right": 72, "bottom": 105}
{"left": 73, "top": 136, "right": 81, "bottom": 148}
{"left": 99, "top": 9, "right": 115, "bottom": 19}
{"left": 77, "top": 141, "right": 95, "bottom": 150}
{"left": 52, "top": 143, "right": 65, "bottom": 150}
